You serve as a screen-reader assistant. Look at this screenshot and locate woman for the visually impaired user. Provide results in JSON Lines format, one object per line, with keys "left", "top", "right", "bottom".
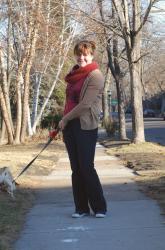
{"left": 59, "top": 40, "right": 107, "bottom": 218}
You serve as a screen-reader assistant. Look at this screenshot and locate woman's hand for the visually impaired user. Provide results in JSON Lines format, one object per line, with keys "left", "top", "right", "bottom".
{"left": 58, "top": 120, "right": 65, "bottom": 130}
{"left": 49, "top": 130, "right": 58, "bottom": 140}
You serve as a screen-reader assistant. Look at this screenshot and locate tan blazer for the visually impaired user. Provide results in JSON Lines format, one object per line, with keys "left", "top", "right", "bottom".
{"left": 62, "top": 69, "right": 104, "bottom": 130}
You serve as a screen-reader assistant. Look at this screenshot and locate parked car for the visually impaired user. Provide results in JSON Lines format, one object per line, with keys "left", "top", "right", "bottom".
{"left": 111, "top": 112, "right": 119, "bottom": 121}
{"left": 143, "top": 109, "right": 156, "bottom": 117}
{"left": 162, "top": 111, "right": 165, "bottom": 120}
{"left": 125, "top": 107, "right": 132, "bottom": 114}
{"left": 99, "top": 111, "right": 103, "bottom": 121}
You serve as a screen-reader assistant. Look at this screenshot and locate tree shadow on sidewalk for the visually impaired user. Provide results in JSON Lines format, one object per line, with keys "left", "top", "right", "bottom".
{"left": 98, "top": 133, "right": 130, "bottom": 149}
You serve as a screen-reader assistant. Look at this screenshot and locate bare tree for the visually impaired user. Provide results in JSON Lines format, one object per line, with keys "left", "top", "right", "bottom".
{"left": 98, "top": 0, "right": 127, "bottom": 139}
{"left": 70, "top": 0, "right": 160, "bottom": 143}
{"left": 111, "top": 0, "right": 158, "bottom": 143}
{"left": 31, "top": 0, "right": 78, "bottom": 133}
{"left": 20, "top": 0, "right": 42, "bottom": 142}
{"left": 0, "top": 42, "right": 14, "bottom": 143}
{"left": 0, "top": 0, "right": 77, "bottom": 144}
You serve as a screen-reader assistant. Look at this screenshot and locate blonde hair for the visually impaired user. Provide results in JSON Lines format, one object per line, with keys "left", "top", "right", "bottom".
{"left": 74, "top": 40, "right": 96, "bottom": 56}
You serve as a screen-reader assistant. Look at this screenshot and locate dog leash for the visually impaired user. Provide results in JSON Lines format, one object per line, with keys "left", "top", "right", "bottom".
{"left": 13, "top": 128, "right": 60, "bottom": 183}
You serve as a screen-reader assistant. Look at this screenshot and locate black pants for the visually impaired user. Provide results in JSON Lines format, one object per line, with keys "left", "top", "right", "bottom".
{"left": 63, "top": 119, "right": 107, "bottom": 214}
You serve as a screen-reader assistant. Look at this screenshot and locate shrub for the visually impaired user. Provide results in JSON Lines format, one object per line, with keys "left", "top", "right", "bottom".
{"left": 41, "top": 113, "right": 62, "bottom": 129}
{"left": 103, "top": 117, "right": 118, "bottom": 136}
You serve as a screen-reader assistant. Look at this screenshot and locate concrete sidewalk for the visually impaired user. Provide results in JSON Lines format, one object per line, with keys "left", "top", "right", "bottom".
{"left": 14, "top": 144, "right": 165, "bottom": 250}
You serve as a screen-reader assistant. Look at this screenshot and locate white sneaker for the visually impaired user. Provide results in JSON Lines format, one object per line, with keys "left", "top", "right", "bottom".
{"left": 95, "top": 213, "right": 106, "bottom": 218}
{"left": 72, "top": 212, "right": 89, "bottom": 218}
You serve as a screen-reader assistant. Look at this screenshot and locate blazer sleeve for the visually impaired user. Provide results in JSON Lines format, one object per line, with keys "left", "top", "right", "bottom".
{"left": 62, "top": 70, "right": 104, "bottom": 127}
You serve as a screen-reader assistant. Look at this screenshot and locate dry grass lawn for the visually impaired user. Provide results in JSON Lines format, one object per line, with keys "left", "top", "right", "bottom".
{"left": 0, "top": 184, "right": 35, "bottom": 250}
{"left": 0, "top": 137, "right": 64, "bottom": 250}
{"left": 103, "top": 141, "right": 165, "bottom": 215}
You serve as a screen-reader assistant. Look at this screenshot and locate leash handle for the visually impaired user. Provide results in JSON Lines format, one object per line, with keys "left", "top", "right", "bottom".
{"left": 13, "top": 127, "right": 60, "bottom": 182}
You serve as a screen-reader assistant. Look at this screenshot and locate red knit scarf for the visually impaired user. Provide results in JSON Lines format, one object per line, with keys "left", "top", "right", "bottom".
{"left": 65, "top": 61, "right": 98, "bottom": 84}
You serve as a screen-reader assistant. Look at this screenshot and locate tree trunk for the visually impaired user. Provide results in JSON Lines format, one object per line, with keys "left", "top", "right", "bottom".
{"left": 112, "top": 29, "right": 127, "bottom": 140}
{"left": 161, "top": 93, "right": 165, "bottom": 114}
{"left": 31, "top": 73, "right": 42, "bottom": 126}
{"left": 27, "top": 105, "right": 33, "bottom": 136}
{"left": 102, "top": 68, "right": 116, "bottom": 136}
{"left": 0, "top": 86, "right": 14, "bottom": 144}
{"left": 129, "top": 43, "right": 145, "bottom": 143}
{"left": 130, "top": 0, "right": 145, "bottom": 142}
{"left": 21, "top": 59, "right": 34, "bottom": 142}
{"left": 21, "top": 24, "right": 39, "bottom": 142}
{"left": 119, "top": 101, "right": 127, "bottom": 139}
{"left": 0, "top": 47, "right": 14, "bottom": 135}
{"left": 103, "top": 68, "right": 111, "bottom": 122}
{"left": 0, "top": 120, "right": 6, "bottom": 145}
{"left": 116, "top": 78, "right": 127, "bottom": 140}
{"left": 14, "top": 66, "right": 24, "bottom": 144}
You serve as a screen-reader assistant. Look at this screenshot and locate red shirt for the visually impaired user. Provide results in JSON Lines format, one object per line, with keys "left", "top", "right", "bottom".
{"left": 64, "top": 77, "right": 86, "bottom": 115}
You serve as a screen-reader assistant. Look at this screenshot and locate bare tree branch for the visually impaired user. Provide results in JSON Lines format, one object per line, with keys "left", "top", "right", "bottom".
{"left": 68, "top": 4, "right": 123, "bottom": 38}
{"left": 136, "top": 0, "right": 158, "bottom": 34}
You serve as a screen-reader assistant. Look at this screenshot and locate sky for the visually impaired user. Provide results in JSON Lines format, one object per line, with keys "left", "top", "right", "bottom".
{"left": 150, "top": 0, "right": 165, "bottom": 35}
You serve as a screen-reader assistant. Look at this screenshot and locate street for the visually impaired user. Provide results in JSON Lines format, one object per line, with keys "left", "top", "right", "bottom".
{"left": 126, "top": 118, "right": 165, "bottom": 146}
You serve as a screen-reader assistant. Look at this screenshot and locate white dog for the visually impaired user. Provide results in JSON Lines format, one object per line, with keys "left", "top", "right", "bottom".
{"left": 0, "top": 167, "right": 16, "bottom": 198}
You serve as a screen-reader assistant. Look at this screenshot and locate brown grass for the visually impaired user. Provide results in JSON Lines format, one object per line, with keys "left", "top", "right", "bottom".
{"left": 0, "top": 183, "right": 35, "bottom": 250}
{"left": 106, "top": 142, "right": 165, "bottom": 171}
{"left": 0, "top": 138, "right": 64, "bottom": 250}
{"left": 105, "top": 141, "right": 165, "bottom": 215}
